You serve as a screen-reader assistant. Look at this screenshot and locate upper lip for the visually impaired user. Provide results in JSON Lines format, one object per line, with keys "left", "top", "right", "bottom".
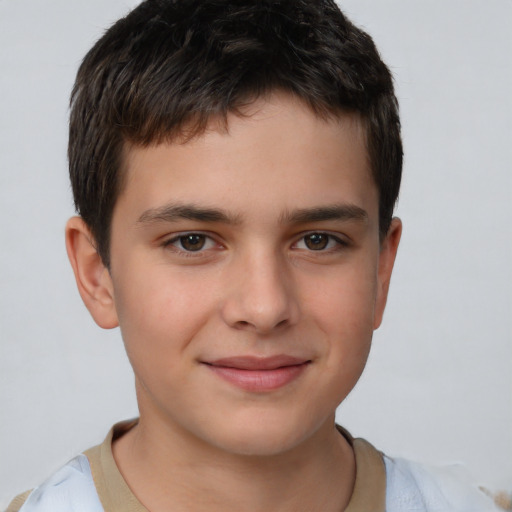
{"left": 204, "top": 355, "right": 311, "bottom": 370}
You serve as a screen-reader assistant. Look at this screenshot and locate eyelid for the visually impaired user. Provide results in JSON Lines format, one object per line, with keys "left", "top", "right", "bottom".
{"left": 162, "top": 231, "right": 223, "bottom": 253}
{"left": 160, "top": 229, "right": 349, "bottom": 254}
{"left": 292, "top": 231, "right": 349, "bottom": 251}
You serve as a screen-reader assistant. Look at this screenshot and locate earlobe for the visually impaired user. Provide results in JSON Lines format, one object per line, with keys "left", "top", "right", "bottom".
{"left": 65, "top": 216, "right": 119, "bottom": 329}
{"left": 373, "top": 217, "right": 402, "bottom": 330}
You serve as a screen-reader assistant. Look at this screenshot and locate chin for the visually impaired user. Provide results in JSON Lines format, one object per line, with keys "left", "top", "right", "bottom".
{"left": 222, "top": 435, "right": 296, "bottom": 457}
{"left": 205, "top": 413, "right": 325, "bottom": 458}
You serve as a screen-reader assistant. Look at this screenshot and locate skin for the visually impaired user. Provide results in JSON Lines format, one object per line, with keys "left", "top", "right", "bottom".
{"left": 66, "top": 93, "right": 401, "bottom": 512}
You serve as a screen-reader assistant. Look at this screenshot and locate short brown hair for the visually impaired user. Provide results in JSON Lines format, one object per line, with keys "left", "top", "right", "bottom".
{"left": 69, "top": 0, "right": 402, "bottom": 267}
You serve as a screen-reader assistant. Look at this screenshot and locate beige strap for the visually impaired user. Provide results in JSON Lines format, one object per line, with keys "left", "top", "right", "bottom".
{"left": 85, "top": 420, "right": 148, "bottom": 512}
{"left": 85, "top": 421, "right": 386, "bottom": 512}
{"left": 344, "top": 437, "right": 387, "bottom": 512}
{"left": 5, "top": 490, "right": 32, "bottom": 512}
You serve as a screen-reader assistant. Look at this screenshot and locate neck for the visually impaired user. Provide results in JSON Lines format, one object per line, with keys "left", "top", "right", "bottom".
{"left": 113, "top": 416, "right": 355, "bottom": 512}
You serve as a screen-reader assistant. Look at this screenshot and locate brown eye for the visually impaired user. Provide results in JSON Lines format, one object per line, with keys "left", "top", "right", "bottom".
{"left": 304, "top": 233, "right": 329, "bottom": 250}
{"left": 179, "top": 234, "right": 206, "bottom": 251}
{"left": 164, "top": 233, "right": 218, "bottom": 254}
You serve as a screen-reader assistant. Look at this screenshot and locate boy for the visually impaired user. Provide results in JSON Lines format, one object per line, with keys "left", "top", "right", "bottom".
{"left": 6, "top": 0, "right": 501, "bottom": 510}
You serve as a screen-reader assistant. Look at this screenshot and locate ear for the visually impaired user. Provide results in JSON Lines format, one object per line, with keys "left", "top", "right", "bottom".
{"left": 373, "top": 217, "right": 402, "bottom": 330}
{"left": 65, "top": 216, "right": 119, "bottom": 329}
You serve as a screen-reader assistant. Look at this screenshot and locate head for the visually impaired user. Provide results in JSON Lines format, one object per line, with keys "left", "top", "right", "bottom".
{"left": 66, "top": 0, "right": 403, "bottom": 456}
{"left": 69, "top": 0, "right": 402, "bottom": 269}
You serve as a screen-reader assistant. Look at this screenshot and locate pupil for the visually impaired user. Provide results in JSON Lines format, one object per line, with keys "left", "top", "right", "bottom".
{"left": 181, "top": 234, "right": 205, "bottom": 251}
{"left": 306, "top": 234, "right": 328, "bottom": 250}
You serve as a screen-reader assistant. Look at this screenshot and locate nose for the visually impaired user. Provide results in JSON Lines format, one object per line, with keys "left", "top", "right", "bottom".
{"left": 220, "top": 250, "right": 299, "bottom": 334}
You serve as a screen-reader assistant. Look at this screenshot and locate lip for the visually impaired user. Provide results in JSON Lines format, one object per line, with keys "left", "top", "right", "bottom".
{"left": 202, "top": 355, "right": 311, "bottom": 392}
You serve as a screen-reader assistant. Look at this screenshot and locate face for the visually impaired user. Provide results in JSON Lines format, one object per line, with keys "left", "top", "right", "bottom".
{"left": 90, "top": 94, "right": 400, "bottom": 456}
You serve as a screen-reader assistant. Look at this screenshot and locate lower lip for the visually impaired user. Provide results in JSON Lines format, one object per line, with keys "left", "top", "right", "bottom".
{"left": 205, "top": 363, "right": 309, "bottom": 392}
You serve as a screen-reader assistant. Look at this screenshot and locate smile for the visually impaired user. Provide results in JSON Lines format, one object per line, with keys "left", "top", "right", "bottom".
{"left": 203, "top": 356, "right": 311, "bottom": 392}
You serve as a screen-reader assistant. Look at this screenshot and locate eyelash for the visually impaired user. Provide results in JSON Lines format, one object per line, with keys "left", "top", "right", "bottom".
{"left": 162, "top": 233, "right": 220, "bottom": 256}
{"left": 161, "top": 231, "right": 348, "bottom": 255}
{"left": 293, "top": 232, "right": 348, "bottom": 252}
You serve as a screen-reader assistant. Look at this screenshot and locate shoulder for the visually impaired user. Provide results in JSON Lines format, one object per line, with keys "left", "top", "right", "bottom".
{"left": 5, "top": 454, "right": 104, "bottom": 512}
{"left": 384, "top": 455, "right": 501, "bottom": 512}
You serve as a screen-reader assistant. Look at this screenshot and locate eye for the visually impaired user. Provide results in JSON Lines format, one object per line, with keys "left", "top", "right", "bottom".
{"left": 164, "top": 233, "right": 217, "bottom": 252}
{"left": 294, "top": 233, "right": 345, "bottom": 251}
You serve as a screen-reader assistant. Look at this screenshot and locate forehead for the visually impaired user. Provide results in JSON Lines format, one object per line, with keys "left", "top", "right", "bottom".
{"left": 117, "top": 94, "right": 377, "bottom": 224}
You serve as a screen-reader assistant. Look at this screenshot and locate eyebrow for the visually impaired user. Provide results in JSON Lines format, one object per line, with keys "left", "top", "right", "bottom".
{"left": 137, "top": 204, "right": 241, "bottom": 225}
{"left": 282, "top": 204, "right": 369, "bottom": 224}
{"left": 137, "top": 202, "right": 368, "bottom": 226}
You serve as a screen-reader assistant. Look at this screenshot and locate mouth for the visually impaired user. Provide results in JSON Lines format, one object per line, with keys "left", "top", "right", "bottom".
{"left": 202, "top": 355, "right": 312, "bottom": 392}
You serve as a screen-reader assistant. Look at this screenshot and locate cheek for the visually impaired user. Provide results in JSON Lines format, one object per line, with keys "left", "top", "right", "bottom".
{"left": 302, "top": 264, "right": 378, "bottom": 335}
{"left": 112, "top": 268, "right": 217, "bottom": 368}
{"left": 300, "top": 264, "right": 377, "bottom": 385}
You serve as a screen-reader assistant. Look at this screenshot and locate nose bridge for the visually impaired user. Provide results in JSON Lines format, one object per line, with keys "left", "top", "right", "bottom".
{"left": 221, "top": 243, "right": 298, "bottom": 333}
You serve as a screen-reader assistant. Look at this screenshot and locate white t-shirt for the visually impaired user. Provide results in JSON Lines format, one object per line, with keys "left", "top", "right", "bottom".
{"left": 9, "top": 422, "right": 501, "bottom": 512}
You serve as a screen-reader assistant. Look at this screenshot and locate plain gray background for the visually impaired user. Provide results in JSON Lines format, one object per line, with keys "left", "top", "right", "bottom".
{"left": 1, "top": 0, "right": 511, "bottom": 507}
